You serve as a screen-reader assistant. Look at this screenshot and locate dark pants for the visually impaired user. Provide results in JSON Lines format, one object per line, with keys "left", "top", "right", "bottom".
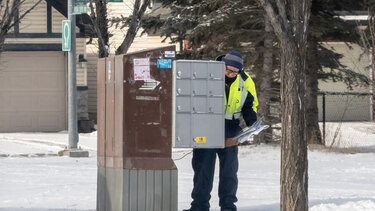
{"left": 190, "top": 146, "right": 239, "bottom": 211}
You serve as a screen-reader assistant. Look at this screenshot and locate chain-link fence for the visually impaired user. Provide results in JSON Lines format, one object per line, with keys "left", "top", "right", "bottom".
{"left": 318, "top": 91, "right": 375, "bottom": 150}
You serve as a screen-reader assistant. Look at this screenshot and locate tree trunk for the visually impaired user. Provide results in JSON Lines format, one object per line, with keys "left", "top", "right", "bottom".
{"left": 246, "top": 0, "right": 311, "bottom": 209}
{"left": 372, "top": 50, "right": 375, "bottom": 121}
{"left": 256, "top": 16, "right": 273, "bottom": 143}
{"left": 280, "top": 39, "right": 308, "bottom": 211}
{"left": 95, "top": 0, "right": 109, "bottom": 58}
{"left": 115, "top": 0, "right": 150, "bottom": 55}
{"left": 306, "top": 39, "right": 323, "bottom": 145}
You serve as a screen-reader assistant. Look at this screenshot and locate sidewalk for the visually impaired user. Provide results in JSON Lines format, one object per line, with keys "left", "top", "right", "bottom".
{"left": 0, "top": 131, "right": 97, "bottom": 157}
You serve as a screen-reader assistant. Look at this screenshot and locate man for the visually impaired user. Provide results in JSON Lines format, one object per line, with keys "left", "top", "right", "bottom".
{"left": 184, "top": 50, "right": 258, "bottom": 211}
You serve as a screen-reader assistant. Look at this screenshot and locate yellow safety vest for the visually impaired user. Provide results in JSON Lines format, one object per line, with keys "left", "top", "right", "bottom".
{"left": 224, "top": 72, "right": 258, "bottom": 120}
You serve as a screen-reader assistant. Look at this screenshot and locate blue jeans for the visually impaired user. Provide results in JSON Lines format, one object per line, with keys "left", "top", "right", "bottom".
{"left": 190, "top": 146, "right": 238, "bottom": 211}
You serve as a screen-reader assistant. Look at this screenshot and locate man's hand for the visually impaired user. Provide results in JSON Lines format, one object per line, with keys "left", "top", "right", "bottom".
{"left": 225, "top": 138, "right": 239, "bottom": 147}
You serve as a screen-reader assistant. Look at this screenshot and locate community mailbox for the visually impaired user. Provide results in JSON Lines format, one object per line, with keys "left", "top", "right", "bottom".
{"left": 173, "top": 60, "right": 225, "bottom": 148}
{"left": 97, "top": 46, "right": 177, "bottom": 211}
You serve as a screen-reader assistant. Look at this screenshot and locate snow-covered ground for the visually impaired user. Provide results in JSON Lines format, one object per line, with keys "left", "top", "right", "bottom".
{"left": 0, "top": 122, "right": 375, "bottom": 211}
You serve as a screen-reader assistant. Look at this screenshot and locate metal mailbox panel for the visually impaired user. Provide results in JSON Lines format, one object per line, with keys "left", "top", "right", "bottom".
{"left": 114, "top": 55, "right": 124, "bottom": 158}
{"left": 176, "top": 80, "right": 191, "bottom": 96}
{"left": 105, "top": 57, "right": 115, "bottom": 157}
{"left": 176, "top": 62, "right": 191, "bottom": 79}
{"left": 208, "top": 81, "right": 223, "bottom": 97}
{"left": 176, "top": 97, "right": 190, "bottom": 113}
{"left": 175, "top": 114, "right": 191, "bottom": 148}
{"left": 191, "top": 114, "right": 224, "bottom": 148}
{"left": 122, "top": 46, "right": 176, "bottom": 160}
{"left": 192, "top": 97, "right": 207, "bottom": 113}
{"left": 208, "top": 98, "right": 223, "bottom": 114}
{"left": 191, "top": 62, "right": 208, "bottom": 79}
{"left": 97, "top": 58, "right": 106, "bottom": 161}
{"left": 191, "top": 80, "right": 207, "bottom": 96}
{"left": 208, "top": 63, "right": 224, "bottom": 80}
{"left": 174, "top": 60, "right": 225, "bottom": 148}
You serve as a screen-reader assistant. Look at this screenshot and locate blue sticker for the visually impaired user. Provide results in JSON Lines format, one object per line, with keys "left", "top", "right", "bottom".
{"left": 157, "top": 59, "right": 172, "bottom": 68}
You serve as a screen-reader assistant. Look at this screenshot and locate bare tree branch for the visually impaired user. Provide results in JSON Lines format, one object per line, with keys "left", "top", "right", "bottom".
{"left": 88, "top": 0, "right": 109, "bottom": 57}
{"left": 275, "top": 0, "right": 289, "bottom": 32}
{"left": 115, "top": 0, "right": 151, "bottom": 55}
{"left": 14, "top": 0, "right": 42, "bottom": 28}
{"left": 0, "top": 0, "right": 42, "bottom": 53}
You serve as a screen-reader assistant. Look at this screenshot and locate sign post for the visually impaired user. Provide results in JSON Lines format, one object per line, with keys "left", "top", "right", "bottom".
{"left": 59, "top": 0, "right": 88, "bottom": 157}
{"left": 62, "top": 20, "right": 71, "bottom": 52}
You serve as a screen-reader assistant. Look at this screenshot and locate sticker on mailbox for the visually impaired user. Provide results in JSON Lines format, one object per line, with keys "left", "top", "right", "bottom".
{"left": 133, "top": 58, "right": 150, "bottom": 80}
{"left": 194, "top": 136, "right": 207, "bottom": 144}
{"left": 157, "top": 59, "right": 172, "bottom": 68}
{"left": 164, "top": 51, "right": 176, "bottom": 58}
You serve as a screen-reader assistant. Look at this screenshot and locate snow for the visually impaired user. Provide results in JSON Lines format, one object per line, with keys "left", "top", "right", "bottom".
{"left": 1, "top": 122, "right": 375, "bottom": 211}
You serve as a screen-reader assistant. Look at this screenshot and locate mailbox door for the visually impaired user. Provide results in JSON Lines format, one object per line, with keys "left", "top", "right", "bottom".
{"left": 174, "top": 60, "right": 225, "bottom": 148}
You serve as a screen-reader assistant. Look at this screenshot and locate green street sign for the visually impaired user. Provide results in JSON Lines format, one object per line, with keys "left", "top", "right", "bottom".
{"left": 73, "top": 0, "right": 87, "bottom": 14}
{"left": 62, "top": 20, "right": 71, "bottom": 52}
{"left": 108, "top": 0, "right": 123, "bottom": 2}
{"left": 73, "top": 5, "right": 87, "bottom": 14}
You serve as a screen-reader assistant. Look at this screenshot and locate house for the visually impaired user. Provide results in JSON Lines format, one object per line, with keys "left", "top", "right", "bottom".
{"left": 0, "top": 0, "right": 90, "bottom": 132}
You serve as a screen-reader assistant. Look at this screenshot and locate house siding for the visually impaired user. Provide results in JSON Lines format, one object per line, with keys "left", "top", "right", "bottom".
{"left": 19, "top": 0, "right": 47, "bottom": 33}
{"left": 318, "top": 42, "right": 372, "bottom": 121}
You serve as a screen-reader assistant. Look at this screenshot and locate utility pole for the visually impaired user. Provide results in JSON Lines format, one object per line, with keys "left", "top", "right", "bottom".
{"left": 68, "top": 0, "right": 78, "bottom": 150}
{"left": 59, "top": 0, "right": 88, "bottom": 157}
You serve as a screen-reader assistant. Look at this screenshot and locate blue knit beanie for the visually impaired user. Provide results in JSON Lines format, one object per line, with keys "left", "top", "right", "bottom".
{"left": 222, "top": 50, "right": 243, "bottom": 70}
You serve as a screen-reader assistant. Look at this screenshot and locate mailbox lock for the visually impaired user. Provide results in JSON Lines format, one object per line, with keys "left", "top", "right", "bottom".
{"left": 177, "top": 71, "right": 182, "bottom": 77}
{"left": 177, "top": 106, "right": 181, "bottom": 111}
{"left": 177, "top": 88, "right": 181, "bottom": 95}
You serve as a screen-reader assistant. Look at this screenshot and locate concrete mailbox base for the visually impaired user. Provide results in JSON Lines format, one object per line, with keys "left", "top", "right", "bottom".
{"left": 97, "top": 167, "right": 178, "bottom": 211}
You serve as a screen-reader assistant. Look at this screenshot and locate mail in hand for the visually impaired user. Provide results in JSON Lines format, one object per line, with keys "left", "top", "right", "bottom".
{"left": 234, "top": 119, "right": 270, "bottom": 143}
